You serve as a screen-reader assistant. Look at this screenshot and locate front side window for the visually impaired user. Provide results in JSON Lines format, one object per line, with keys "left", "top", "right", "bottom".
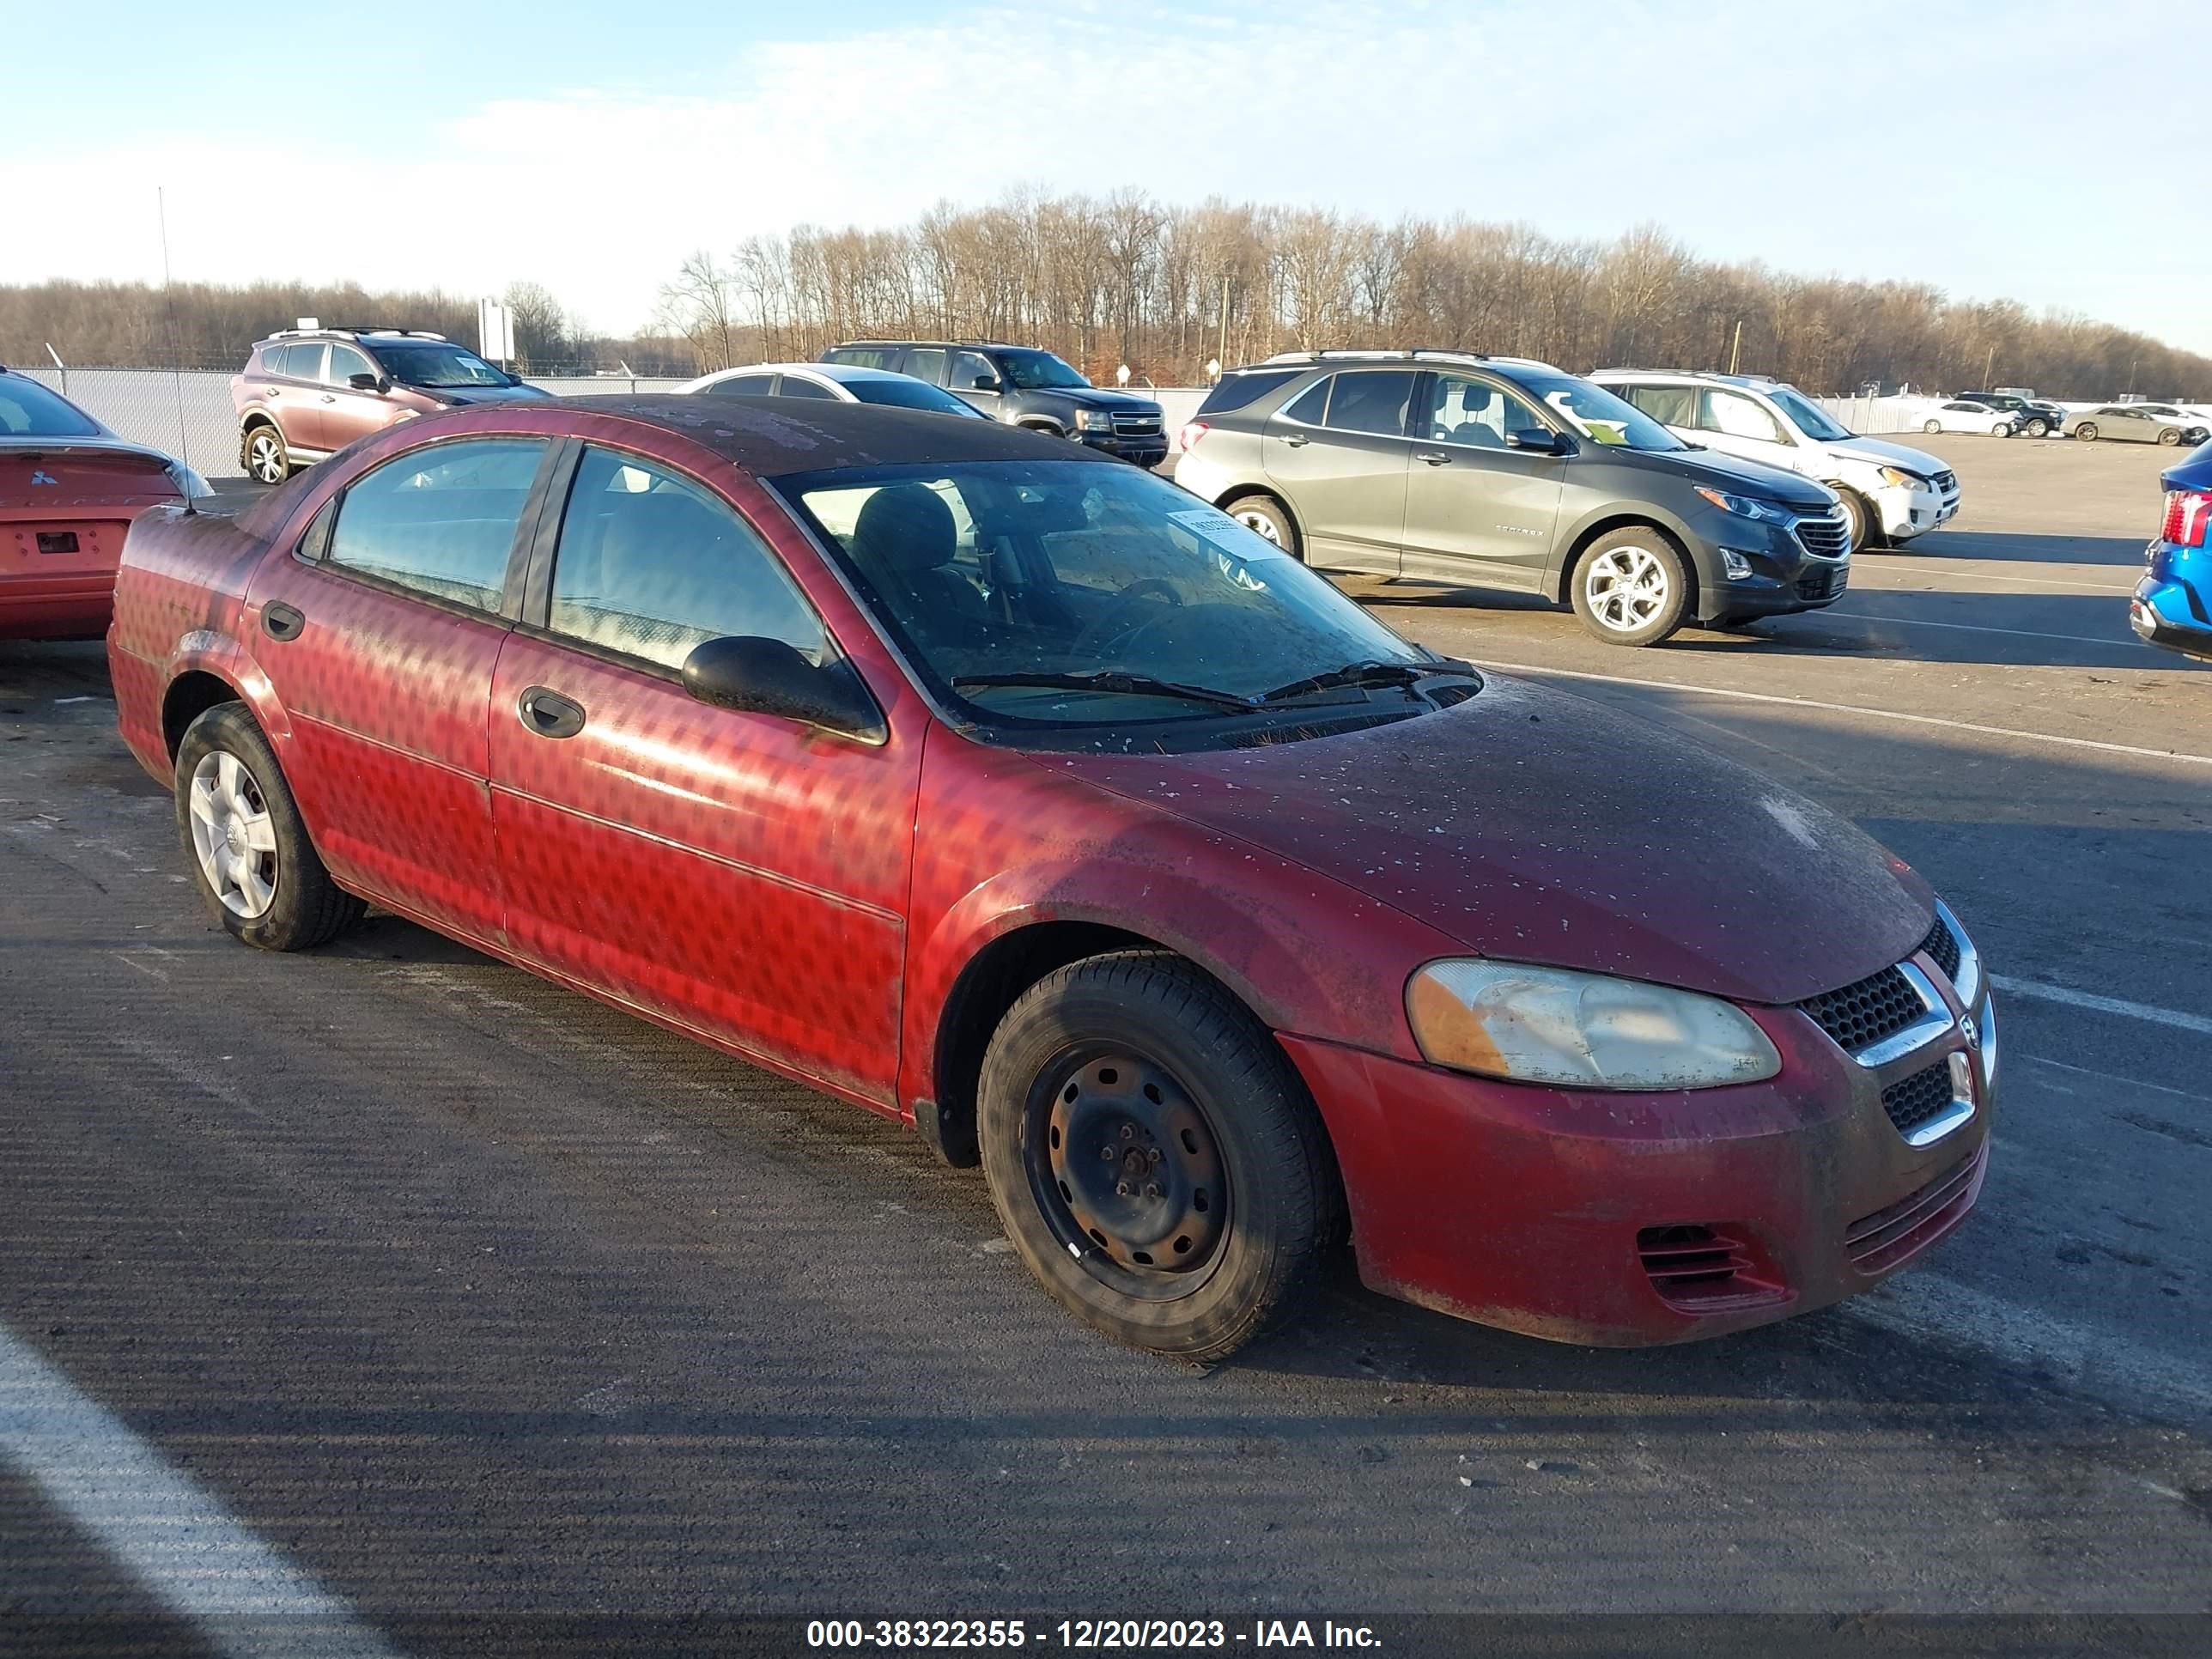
{"left": 1420, "top": 375, "right": 1542, "bottom": 448}
{"left": 776, "top": 459, "right": 1433, "bottom": 744}
{"left": 1698, "top": 390, "right": 1785, "bottom": 443}
{"left": 1765, "top": 385, "right": 1853, "bottom": 441}
{"left": 950, "top": 350, "right": 1000, "bottom": 390}
{"left": 325, "top": 439, "right": 548, "bottom": 610}
{"left": 326, "top": 344, "right": 374, "bottom": 386}
{"left": 1322, "top": 371, "right": 1416, "bottom": 437}
{"left": 547, "top": 447, "right": 825, "bottom": 672}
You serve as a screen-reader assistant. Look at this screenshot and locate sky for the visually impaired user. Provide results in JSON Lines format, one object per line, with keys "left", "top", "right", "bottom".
{"left": 5, "top": 0, "right": 2203, "bottom": 352}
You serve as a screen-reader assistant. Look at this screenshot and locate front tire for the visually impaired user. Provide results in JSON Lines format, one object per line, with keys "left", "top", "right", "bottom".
{"left": 977, "top": 951, "right": 1339, "bottom": 1361}
{"left": 2022, "top": 417, "right": 2050, "bottom": 438}
{"left": 245, "top": 425, "right": 291, "bottom": 486}
{"left": 1923, "top": 419, "right": 1943, "bottom": 434}
{"left": 2159, "top": 428, "right": 2183, "bottom": 447}
{"left": 1570, "top": 529, "right": 1689, "bottom": 647}
{"left": 1224, "top": 493, "right": 1302, "bottom": 561}
{"left": 1834, "top": 487, "right": 1880, "bottom": 554}
{"left": 2075, "top": 422, "right": 2099, "bottom": 442}
{"left": 175, "top": 702, "right": 363, "bottom": 951}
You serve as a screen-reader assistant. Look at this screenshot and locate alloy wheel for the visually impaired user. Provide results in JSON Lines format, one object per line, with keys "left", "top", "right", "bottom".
{"left": 1583, "top": 544, "right": 1673, "bottom": 634}
{"left": 1025, "top": 1046, "right": 1229, "bottom": 1301}
{"left": 249, "top": 432, "right": 286, "bottom": 484}
{"left": 1231, "top": 507, "right": 1283, "bottom": 545}
{"left": 187, "top": 750, "right": 279, "bottom": 919}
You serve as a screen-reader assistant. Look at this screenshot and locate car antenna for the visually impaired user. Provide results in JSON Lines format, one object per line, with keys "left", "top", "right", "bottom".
{"left": 155, "top": 185, "right": 198, "bottom": 514}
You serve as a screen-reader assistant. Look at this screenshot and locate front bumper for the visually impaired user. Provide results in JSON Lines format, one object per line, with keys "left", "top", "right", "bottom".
{"left": 1280, "top": 981, "right": 1995, "bottom": 1346}
{"left": 1073, "top": 422, "right": 1170, "bottom": 466}
{"left": 1690, "top": 510, "right": 1849, "bottom": 621}
{"left": 2131, "top": 542, "right": 2212, "bottom": 661}
{"left": 1876, "top": 479, "right": 1960, "bottom": 541}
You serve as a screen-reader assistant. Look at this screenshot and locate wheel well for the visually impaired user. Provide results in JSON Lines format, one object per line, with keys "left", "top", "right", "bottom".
{"left": 1018, "top": 417, "right": 1065, "bottom": 436}
{"left": 921, "top": 921, "right": 1165, "bottom": 1166}
{"left": 1554, "top": 515, "right": 1697, "bottom": 609}
{"left": 240, "top": 413, "right": 276, "bottom": 434}
{"left": 1216, "top": 486, "right": 1302, "bottom": 544}
{"left": 161, "top": 672, "right": 242, "bottom": 759}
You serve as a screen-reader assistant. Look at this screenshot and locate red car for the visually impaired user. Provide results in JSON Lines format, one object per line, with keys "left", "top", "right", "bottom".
{"left": 106, "top": 398, "right": 1995, "bottom": 1360}
{"left": 3, "top": 368, "right": 206, "bottom": 639}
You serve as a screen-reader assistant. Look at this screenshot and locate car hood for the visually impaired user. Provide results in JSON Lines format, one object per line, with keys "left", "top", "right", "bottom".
{"left": 1824, "top": 434, "right": 1949, "bottom": 476}
{"left": 1042, "top": 676, "right": 1930, "bottom": 1006}
{"left": 1618, "top": 442, "right": 1835, "bottom": 508}
{"left": 1052, "top": 387, "right": 1164, "bottom": 414}
{"left": 413, "top": 384, "right": 553, "bottom": 406}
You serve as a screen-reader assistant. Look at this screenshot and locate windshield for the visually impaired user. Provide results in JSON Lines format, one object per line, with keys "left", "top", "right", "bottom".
{"left": 1515, "top": 374, "right": 1686, "bottom": 452}
{"left": 372, "top": 343, "right": 514, "bottom": 389}
{"left": 0, "top": 376, "right": 102, "bottom": 437}
{"left": 996, "top": 350, "right": 1091, "bottom": 391}
{"left": 775, "top": 460, "right": 1437, "bottom": 742}
{"left": 1765, "top": 385, "right": 1855, "bottom": 441}
{"left": 845, "top": 378, "right": 987, "bottom": 417}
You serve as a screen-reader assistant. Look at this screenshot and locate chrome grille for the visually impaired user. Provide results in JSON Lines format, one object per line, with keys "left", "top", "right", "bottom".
{"left": 1110, "top": 412, "right": 1163, "bottom": 436}
{"left": 1933, "top": 471, "right": 1957, "bottom": 493}
{"left": 1793, "top": 509, "right": 1850, "bottom": 560}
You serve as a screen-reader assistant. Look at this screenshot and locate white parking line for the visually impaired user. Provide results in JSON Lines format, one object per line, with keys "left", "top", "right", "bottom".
{"left": 2029, "top": 1055, "right": 2212, "bottom": 1106}
{"left": 1849, "top": 1271, "right": 2212, "bottom": 1421}
{"left": 0, "top": 1324, "right": 401, "bottom": 1659}
{"left": 1857, "top": 563, "right": 2136, "bottom": 595}
{"left": 1990, "top": 975, "right": 2212, "bottom": 1040}
{"left": 1474, "top": 659, "right": 2212, "bottom": 769}
{"left": 1816, "top": 610, "right": 2125, "bottom": 648}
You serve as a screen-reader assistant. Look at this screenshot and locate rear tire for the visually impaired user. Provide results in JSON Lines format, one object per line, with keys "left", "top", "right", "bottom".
{"left": 1570, "top": 528, "right": 1689, "bottom": 647}
{"left": 174, "top": 702, "right": 363, "bottom": 952}
{"left": 976, "top": 951, "right": 1339, "bottom": 1362}
{"left": 1224, "top": 494, "right": 1302, "bottom": 561}
{"left": 245, "top": 425, "right": 291, "bottom": 486}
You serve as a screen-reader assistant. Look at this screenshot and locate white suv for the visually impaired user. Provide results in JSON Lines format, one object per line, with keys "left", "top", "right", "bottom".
{"left": 1589, "top": 371, "right": 1960, "bottom": 553}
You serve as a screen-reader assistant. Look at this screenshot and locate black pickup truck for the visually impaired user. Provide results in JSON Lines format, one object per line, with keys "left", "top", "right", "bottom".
{"left": 822, "top": 340, "right": 1169, "bottom": 466}
{"left": 1953, "top": 391, "right": 2066, "bottom": 439}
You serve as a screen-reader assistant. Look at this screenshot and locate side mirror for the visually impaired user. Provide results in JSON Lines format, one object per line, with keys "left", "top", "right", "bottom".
{"left": 1507, "top": 428, "right": 1567, "bottom": 454}
{"left": 966, "top": 376, "right": 1002, "bottom": 393}
{"left": 349, "top": 372, "right": 387, "bottom": 392}
{"left": 681, "top": 635, "right": 883, "bottom": 739}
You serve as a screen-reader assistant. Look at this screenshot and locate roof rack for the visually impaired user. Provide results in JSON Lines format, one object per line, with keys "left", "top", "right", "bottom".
{"left": 263, "top": 326, "right": 449, "bottom": 343}
{"left": 1258, "top": 348, "right": 1492, "bottom": 368}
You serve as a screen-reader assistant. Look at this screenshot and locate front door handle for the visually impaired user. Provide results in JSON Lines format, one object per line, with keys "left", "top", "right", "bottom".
{"left": 1413, "top": 450, "right": 1452, "bottom": 466}
{"left": 319, "top": 393, "right": 336, "bottom": 404}
{"left": 517, "top": 686, "right": 586, "bottom": 740}
{"left": 1281, "top": 432, "right": 1310, "bottom": 447}
{"left": 261, "top": 601, "right": 305, "bottom": 642}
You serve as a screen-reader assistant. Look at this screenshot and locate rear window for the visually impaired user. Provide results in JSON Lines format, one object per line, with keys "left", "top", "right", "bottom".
{"left": 1195, "top": 368, "right": 1304, "bottom": 416}
{"left": 0, "top": 376, "right": 102, "bottom": 437}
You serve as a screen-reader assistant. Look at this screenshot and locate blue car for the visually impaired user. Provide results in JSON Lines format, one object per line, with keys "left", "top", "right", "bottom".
{"left": 2132, "top": 441, "right": 2212, "bottom": 662}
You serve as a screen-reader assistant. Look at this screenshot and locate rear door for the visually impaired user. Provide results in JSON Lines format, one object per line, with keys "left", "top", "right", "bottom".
{"left": 1261, "top": 369, "right": 1414, "bottom": 575}
{"left": 487, "top": 441, "right": 919, "bottom": 1100}
{"left": 275, "top": 343, "right": 329, "bottom": 450}
{"left": 242, "top": 435, "right": 556, "bottom": 944}
{"left": 1399, "top": 372, "right": 1566, "bottom": 591}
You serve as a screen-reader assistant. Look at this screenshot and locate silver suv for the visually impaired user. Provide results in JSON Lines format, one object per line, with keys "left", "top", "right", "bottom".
{"left": 1172, "top": 351, "right": 1850, "bottom": 646}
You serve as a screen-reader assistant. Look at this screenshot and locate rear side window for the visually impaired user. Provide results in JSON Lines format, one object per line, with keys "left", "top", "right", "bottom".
{"left": 547, "top": 447, "right": 826, "bottom": 672}
{"left": 283, "top": 343, "right": 326, "bottom": 381}
{"left": 830, "top": 347, "right": 899, "bottom": 372}
{"left": 705, "top": 374, "right": 776, "bottom": 398}
{"left": 1196, "top": 368, "right": 1304, "bottom": 416}
{"left": 1620, "top": 384, "right": 1698, "bottom": 427}
{"left": 902, "top": 348, "right": 947, "bottom": 385}
{"left": 1279, "top": 377, "right": 1330, "bottom": 424}
{"left": 777, "top": 376, "right": 839, "bottom": 400}
{"left": 325, "top": 438, "right": 548, "bottom": 611}
{"left": 1323, "top": 371, "right": 1417, "bottom": 437}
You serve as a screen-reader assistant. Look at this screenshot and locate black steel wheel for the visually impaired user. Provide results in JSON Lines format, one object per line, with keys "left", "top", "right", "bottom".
{"left": 977, "top": 951, "right": 1340, "bottom": 1360}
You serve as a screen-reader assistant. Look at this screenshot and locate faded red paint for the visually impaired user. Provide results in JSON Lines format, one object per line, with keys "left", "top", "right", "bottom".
{"left": 3, "top": 446, "right": 181, "bottom": 639}
{"left": 106, "top": 399, "right": 1990, "bottom": 1348}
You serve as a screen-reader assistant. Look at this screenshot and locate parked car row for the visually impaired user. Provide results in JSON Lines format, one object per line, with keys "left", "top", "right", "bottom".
{"left": 98, "top": 393, "right": 1998, "bottom": 1360}
{"left": 2070, "top": 404, "right": 2210, "bottom": 446}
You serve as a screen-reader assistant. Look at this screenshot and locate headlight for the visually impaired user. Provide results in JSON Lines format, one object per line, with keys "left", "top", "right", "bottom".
{"left": 1077, "top": 408, "right": 1117, "bottom": 430}
{"left": 1692, "top": 486, "right": 1788, "bottom": 522}
{"left": 164, "top": 462, "right": 212, "bottom": 500}
{"left": 1876, "top": 465, "right": 1926, "bottom": 490}
{"left": 1406, "top": 960, "right": 1781, "bottom": 1091}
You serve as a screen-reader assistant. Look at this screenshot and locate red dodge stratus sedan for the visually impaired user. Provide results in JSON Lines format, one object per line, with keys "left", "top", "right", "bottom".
{"left": 107, "top": 398, "right": 1995, "bottom": 1359}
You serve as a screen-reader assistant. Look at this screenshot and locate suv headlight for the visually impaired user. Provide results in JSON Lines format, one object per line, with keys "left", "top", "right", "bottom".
{"left": 1406, "top": 960, "right": 1781, "bottom": 1091}
{"left": 1692, "top": 486, "right": 1788, "bottom": 523}
{"left": 1876, "top": 465, "right": 1927, "bottom": 489}
{"left": 1077, "top": 408, "right": 1117, "bottom": 431}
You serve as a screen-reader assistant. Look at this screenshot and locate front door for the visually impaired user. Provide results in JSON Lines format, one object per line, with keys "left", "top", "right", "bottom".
{"left": 1261, "top": 369, "right": 1415, "bottom": 575}
{"left": 320, "top": 343, "right": 392, "bottom": 454}
{"left": 242, "top": 435, "right": 555, "bottom": 944}
{"left": 1687, "top": 387, "right": 1804, "bottom": 475}
{"left": 949, "top": 349, "right": 1006, "bottom": 420}
{"left": 488, "top": 441, "right": 921, "bottom": 1102}
{"left": 1399, "top": 372, "right": 1567, "bottom": 591}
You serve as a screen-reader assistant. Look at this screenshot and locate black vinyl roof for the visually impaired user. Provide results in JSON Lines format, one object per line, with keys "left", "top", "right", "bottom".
{"left": 545, "top": 395, "right": 1109, "bottom": 478}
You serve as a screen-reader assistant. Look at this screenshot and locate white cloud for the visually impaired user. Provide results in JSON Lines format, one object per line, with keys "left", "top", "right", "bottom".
{"left": 11, "top": 0, "right": 2207, "bottom": 349}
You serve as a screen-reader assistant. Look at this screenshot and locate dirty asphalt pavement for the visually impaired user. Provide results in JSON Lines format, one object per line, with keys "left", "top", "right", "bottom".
{"left": 2, "top": 435, "right": 2208, "bottom": 1655}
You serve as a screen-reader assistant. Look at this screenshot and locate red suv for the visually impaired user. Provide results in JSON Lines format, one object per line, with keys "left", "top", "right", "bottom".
{"left": 232, "top": 327, "right": 550, "bottom": 484}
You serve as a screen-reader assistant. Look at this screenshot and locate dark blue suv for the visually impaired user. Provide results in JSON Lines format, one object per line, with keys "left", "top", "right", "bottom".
{"left": 2132, "top": 441, "right": 2212, "bottom": 662}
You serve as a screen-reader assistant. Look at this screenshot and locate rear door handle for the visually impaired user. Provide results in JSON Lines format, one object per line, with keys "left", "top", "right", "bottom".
{"left": 517, "top": 686, "right": 586, "bottom": 739}
{"left": 1413, "top": 450, "right": 1451, "bottom": 465}
{"left": 1281, "top": 432, "right": 1310, "bottom": 448}
{"left": 261, "top": 601, "right": 305, "bottom": 641}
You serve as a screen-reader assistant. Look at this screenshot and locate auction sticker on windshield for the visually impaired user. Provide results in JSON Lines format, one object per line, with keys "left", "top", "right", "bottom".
{"left": 1170, "top": 505, "right": 1286, "bottom": 558}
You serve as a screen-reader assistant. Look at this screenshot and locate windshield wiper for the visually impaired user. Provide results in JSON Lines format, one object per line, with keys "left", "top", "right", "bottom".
{"left": 1256, "top": 657, "right": 1474, "bottom": 704}
{"left": 951, "top": 671, "right": 1258, "bottom": 713}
